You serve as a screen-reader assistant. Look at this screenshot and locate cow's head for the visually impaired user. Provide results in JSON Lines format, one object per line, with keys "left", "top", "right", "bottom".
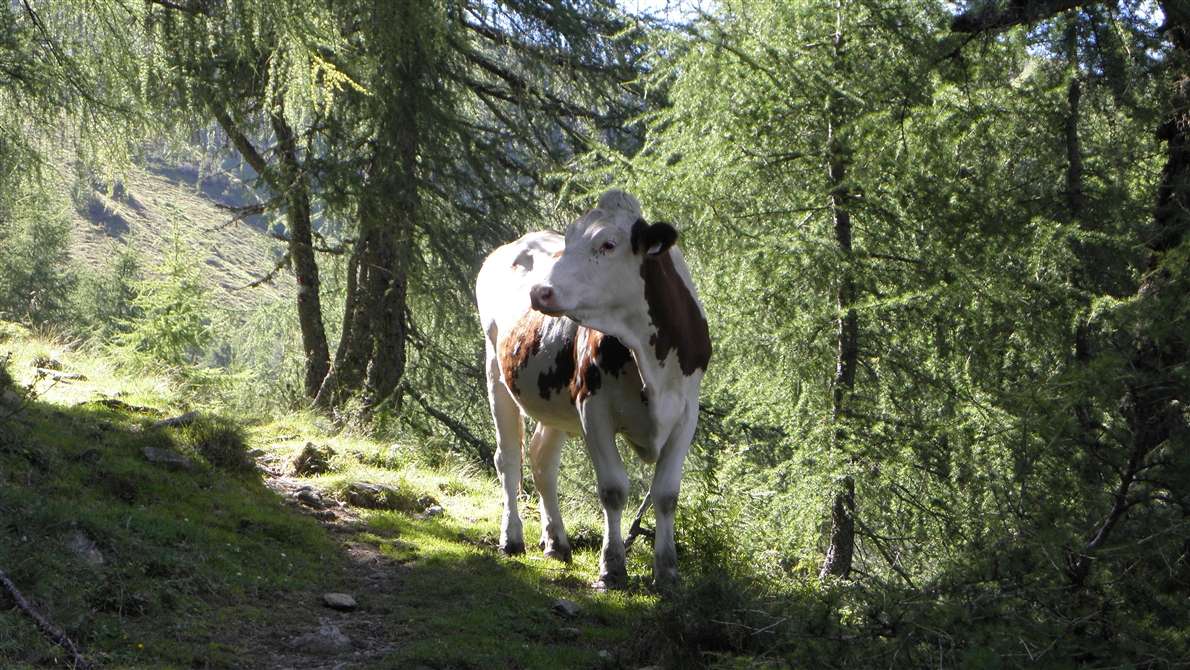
{"left": 530, "top": 190, "right": 677, "bottom": 330}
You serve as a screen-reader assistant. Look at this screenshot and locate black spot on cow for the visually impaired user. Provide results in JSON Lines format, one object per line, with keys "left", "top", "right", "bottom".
{"left": 640, "top": 248, "right": 711, "bottom": 375}
{"left": 537, "top": 336, "right": 575, "bottom": 400}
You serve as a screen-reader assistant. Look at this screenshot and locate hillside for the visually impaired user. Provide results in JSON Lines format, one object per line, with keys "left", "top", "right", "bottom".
{"left": 69, "top": 160, "right": 292, "bottom": 310}
{"left": 0, "top": 324, "right": 657, "bottom": 669}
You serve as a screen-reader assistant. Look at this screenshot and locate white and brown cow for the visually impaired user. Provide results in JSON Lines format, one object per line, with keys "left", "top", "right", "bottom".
{"left": 475, "top": 189, "right": 711, "bottom": 589}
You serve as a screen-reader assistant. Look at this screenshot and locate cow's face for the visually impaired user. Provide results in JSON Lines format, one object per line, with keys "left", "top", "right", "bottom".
{"left": 530, "top": 190, "right": 677, "bottom": 331}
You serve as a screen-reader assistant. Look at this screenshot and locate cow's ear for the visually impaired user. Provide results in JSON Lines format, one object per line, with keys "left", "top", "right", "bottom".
{"left": 631, "top": 219, "right": 678, "bottom": 257}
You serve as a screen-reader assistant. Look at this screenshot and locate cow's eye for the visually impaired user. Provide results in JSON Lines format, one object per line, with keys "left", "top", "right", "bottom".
{"left": 599, "top": 240, "right": 616, "bottom": 253}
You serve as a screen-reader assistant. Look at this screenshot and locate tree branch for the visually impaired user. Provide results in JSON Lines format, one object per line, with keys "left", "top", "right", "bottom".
{"left": 234, "top": 251, "right": 290, "bottom": 290}
{"left": 950, "top": 0, "right": 1102, "bottom": 35}
{"left": 0, "top": 567, "right": 95, "bottom": 669}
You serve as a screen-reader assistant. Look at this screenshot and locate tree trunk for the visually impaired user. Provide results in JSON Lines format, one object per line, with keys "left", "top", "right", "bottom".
{"left": 207, "top": 99, "right": 331, "bottom": 401}
{"left": 1067, "top": 2, "right": 1189, "bottom": 587}
{"left": 821, "top": 6, "right": 858, "bottom": 580}
{"left": 314, "top": 245, "right": 370, "bottom": 408}
{"left": 271, "top": 111, "right": 331, "bottom": 398}
{"left": 314, "top": 3, "right": 423, "bottom": 412}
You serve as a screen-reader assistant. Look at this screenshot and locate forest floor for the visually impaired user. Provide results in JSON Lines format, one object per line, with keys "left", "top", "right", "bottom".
{"left": 0, "top": 324, "right": 659, "bottom": 669}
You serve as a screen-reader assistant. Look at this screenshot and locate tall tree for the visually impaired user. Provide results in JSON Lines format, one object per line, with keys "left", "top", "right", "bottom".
{"left": 951, "top": 0, "right": 1189, "bottom": 590}
{"left": 133, "top": 0, "right": 641, "bottom": 419}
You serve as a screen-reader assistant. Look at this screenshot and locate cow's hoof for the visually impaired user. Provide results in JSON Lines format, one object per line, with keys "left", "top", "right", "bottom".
{"left": 500, "top": 539, "right": 526, "bottom": 556}
{"left": 652, "top": 572, "right": 679, "bottom": 594}
{"left": 592, "top": 571, "right": 628, "bottom": 591}
{"left": 543, "top": 544, "right": 572, "bottom": 563}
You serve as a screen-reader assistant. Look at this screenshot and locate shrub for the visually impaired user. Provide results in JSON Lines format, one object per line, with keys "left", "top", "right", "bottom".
{"left": 115, "top": 236, "right": 211, "bottom": 369}
{"left": 0, "top": 190, "right": 77, "bottom": 325}
{"left": 176, "top": 414, "right": 252, "bottom": 472}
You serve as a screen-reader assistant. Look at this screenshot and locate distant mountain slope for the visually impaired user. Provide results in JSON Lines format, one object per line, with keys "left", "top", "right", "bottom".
{"left": 70, "top": 162, "right": 292, "bottom": 310}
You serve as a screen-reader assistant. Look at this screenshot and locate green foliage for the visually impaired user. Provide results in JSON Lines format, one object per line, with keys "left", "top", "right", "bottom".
{"left": 0, "top": 185, "right": 77, "bottom": 325}
{"left": 114, "top": 235, "right": 212, "bottom": 369}
{"left": 73, "top": 245, "right": 142, "bottom": 339}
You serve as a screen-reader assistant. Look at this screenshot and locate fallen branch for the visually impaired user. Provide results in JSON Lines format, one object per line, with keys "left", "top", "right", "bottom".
{"left": 151, "top": 411, "right": 199, "bottom": 429}
{"left": 0, "top": 567, "right": 96, "bottom": 669}
{"left": 406, "top": 388, "right": 494, "bottom": 467}
{"left": 33, "top": 368, "right": 87, "bottom": 382}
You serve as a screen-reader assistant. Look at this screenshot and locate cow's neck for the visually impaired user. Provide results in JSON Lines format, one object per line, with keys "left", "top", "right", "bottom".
{"left": 593, "top": 251, "right": 711, "bottom": 402}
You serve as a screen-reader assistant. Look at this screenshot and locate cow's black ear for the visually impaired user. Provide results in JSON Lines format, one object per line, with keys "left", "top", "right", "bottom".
{"left": 631, "top": 219, "right": 678, "bottom": 256}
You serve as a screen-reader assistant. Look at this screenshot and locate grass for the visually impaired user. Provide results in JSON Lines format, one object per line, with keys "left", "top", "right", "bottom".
{"left": 69, "top": 161, "right": 291, "bottom": 311}
{"left": 0, "top": 325, "right": 659, "bottom": 669}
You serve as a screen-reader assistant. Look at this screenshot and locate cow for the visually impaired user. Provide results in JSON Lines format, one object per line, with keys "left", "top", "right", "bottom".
{"left": 475, "top": 189, "right": 711, "bottom": 589}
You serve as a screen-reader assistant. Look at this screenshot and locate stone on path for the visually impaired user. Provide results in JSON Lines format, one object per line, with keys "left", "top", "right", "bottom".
{"left": 288, "top": 620, "right": 353, "bottom": 655}
{"left": 551, "top": 599, "right": 582, "bottom": 619}
{"left": 323, "top": 593, "right": 358, "bottom": 611}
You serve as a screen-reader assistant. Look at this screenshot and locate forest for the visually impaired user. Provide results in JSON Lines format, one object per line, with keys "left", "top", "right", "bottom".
{"left": 0, "top": 0, "right": 1187, "bottom": 667}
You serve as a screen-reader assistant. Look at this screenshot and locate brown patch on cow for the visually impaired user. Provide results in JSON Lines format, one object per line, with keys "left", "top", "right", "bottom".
{"left": 641, "top": 252, "right": 712, "bottom": 375}
{"left": 570, "top": 328, "right": 634, "bottom": 403}
{"left": 536, "top": 335, "right": 575, "bottom": 400}
{"left": 499, "top": 311, "right": 545, "bottom": 396}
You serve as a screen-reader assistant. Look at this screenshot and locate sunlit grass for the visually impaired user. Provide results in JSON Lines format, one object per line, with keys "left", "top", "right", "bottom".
{"left": 1, "top": 323, "right": 659, "bottom": 669}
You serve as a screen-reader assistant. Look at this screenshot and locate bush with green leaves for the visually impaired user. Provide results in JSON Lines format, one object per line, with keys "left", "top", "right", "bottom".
{"left": 0, "top": 186, "right": 77, "bottom": 326}
{"left": 73, "top": 245, "right": 142, "bottom": 340}
{"left": 114, "top": 237, "right": 211, "bottom": 369}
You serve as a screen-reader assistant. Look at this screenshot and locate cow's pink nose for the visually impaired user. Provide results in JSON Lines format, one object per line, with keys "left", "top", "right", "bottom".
{"left": 530, "top": 285, "right": 556, "bottom": 312}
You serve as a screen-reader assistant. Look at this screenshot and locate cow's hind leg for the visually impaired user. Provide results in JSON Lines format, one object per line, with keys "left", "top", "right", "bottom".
{"left": 486, "top": 346, "right": 525, "bottom": 555}
{"left": 528, "top": 423, "right": 571, "bottom": 562}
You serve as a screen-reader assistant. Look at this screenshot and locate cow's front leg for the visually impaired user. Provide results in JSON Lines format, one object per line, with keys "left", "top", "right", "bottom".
{"left": 486, "top": 352, "right": 525, "bottom": 555}
{"left": 528, "top": 423, "right": 571, "bottom": 562}
{"left": 580, "top": 411, "right": 629, "bottom": 590}
{"left": 650, "top": 403, "right": 698, "bottom": 591}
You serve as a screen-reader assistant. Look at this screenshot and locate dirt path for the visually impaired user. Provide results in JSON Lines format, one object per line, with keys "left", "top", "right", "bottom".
{"left": 239, "top": 470, "right": 410, "bottom": 669}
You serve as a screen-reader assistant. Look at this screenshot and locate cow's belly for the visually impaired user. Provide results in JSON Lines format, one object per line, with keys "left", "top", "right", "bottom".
{"left": 497, "top": 312, "right": 583, "bottom": 434}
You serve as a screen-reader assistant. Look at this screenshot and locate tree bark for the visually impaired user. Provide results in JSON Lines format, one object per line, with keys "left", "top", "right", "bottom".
{"left": 821, "top": 6, "right": 858, "bottom": 580}
{"left": 208, "top": 98, "right": 331, "bottom": 401}
{"left": 271, "top": 111, "right": 331, "bottom": 398}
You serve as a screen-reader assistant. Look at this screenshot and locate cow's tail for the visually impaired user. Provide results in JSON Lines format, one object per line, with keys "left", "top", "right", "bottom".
{"left": 624, "top": 491, "right": 653, "bottom": 551}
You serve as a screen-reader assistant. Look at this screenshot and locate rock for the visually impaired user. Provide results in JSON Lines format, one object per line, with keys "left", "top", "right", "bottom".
{"left": 312, "top": 509, "right": 337, "bottom": 521}
{"left": 295, "top": 489, "right": 327, "bottom": 509}
{"left": 417, "top": 504, "right": 445, "bottom": 520}
{"left": 66, "top": 530, "right": 104, "bottom": 566}
{"left": 556, "top": 626, "right": 581, "bottom": 641}
{"left": 288, "top": 621, "right": 352, "bottom": 655}
{"left": 551, "top": 599, "right": 582, "bottom": 619}
{"left": 246, "top": 448, "right": 266, "bottom": 459}
{"left": 293, "top": 442, "right": 335, "bottom": 476}
{"left": 151, "top": 411, "right": 199, "bottom": 429}
{"left": 142, "top": 446, "right": 196, "bottom": 471}
{"left": 323, "top": 593, "right": 358, "bottom": 611}
{"left": 344, "top": 482, "right": 405, "bottom": 510}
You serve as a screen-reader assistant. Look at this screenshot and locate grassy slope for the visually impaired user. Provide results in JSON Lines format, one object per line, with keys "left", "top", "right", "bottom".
{"left": 70, "top": 163, "right": 291, "bottom": 310}
{"left": 0, "top": 325, "right": 657, "bottom": 669}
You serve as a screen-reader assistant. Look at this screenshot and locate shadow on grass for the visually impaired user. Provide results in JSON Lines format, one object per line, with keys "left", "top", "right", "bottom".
{"left": 0, "top": 396, "right": 657, "bottom": 669}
